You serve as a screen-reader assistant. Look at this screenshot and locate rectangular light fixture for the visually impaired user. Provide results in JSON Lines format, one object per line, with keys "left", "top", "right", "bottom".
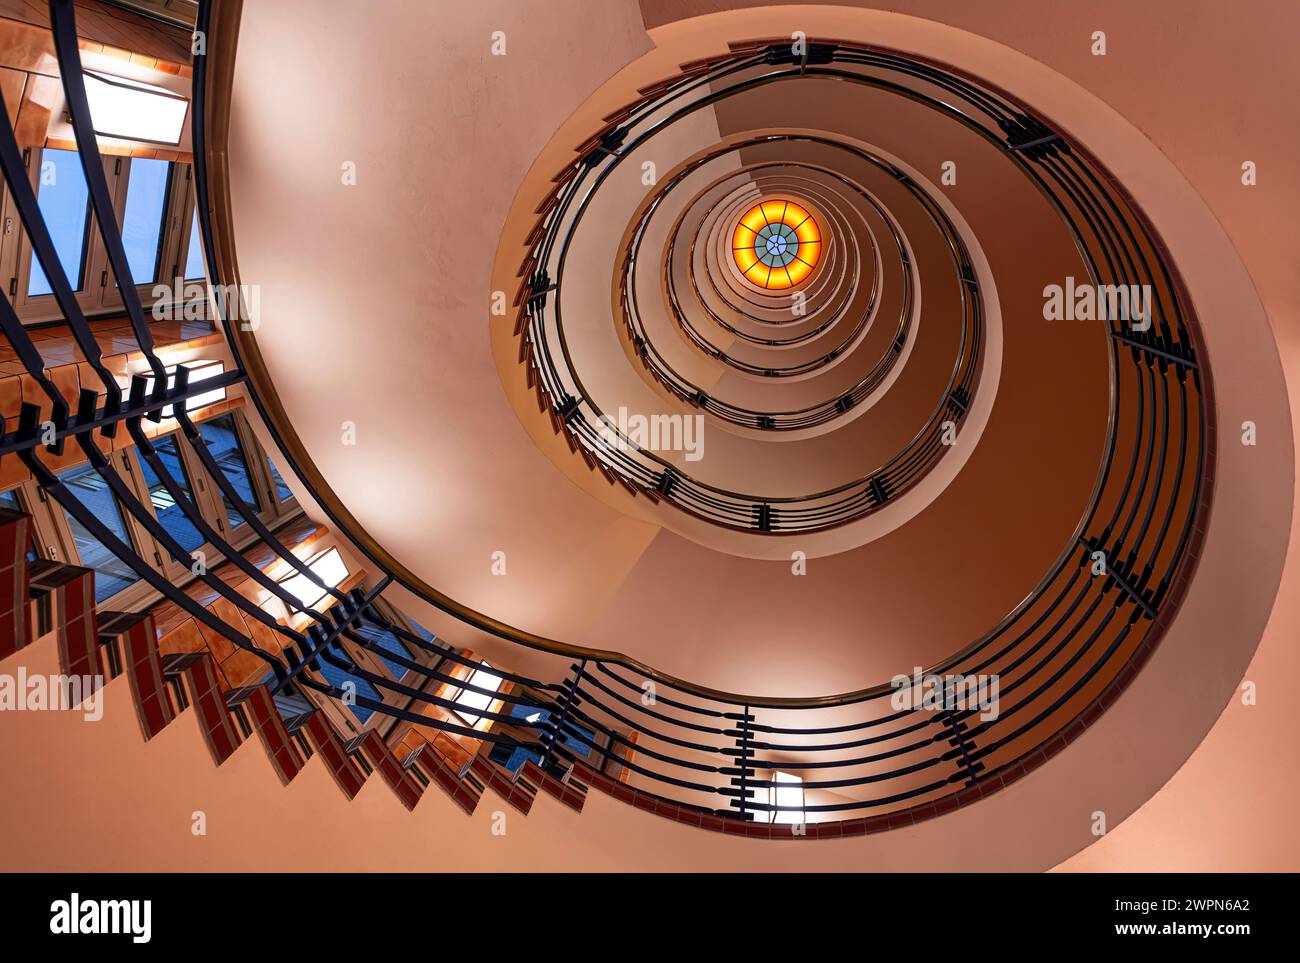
{"left": 276, "top": 547, "right": 348, "bottom": 612}
{"left": 82, "top": 69, "right": 189, "bottom": 146}
{"left": 141, "top": 360, "right": 226, "bottom": 417}
{"left": 451, "top": 662, "right": 503, "bottom": 728}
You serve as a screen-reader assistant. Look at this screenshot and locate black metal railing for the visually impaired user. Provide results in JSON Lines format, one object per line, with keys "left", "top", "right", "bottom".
{"left": 0, "top": 5, "right": 1209, "bottom": 836}
{"left": 623, "top": 145, "right": 917, "bottom": 427}
{"left": 518, "top": 55, "right": 984, "bottom": 532}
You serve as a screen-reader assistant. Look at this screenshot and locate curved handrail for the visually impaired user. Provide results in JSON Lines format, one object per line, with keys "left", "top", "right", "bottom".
{"left": 0, "top": 5, "right": 1181, "bottom": 833}
{"left": 187, "top": 8, "right": 1209, "bottom": 725}
{"left": 627, "top": 151, "right": 909, "bottom": 427}
{"left": 0, "top": 4, "right": 1212, "bottom": 831}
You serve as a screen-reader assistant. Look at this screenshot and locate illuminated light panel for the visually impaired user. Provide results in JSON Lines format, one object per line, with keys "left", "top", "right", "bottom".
{"left": 731, "top": 198, "right": 821, "bottom": 290}
{"left": 139, "top": 360, "right": 227, "bottom": 418}
{"left": 83, "top": 70, "right": 189, "bottom": 146}
{"left": 451, "top": 662, "right": 504, "bottom": 728}
{"left": 277, "top": 547, "right": 348, "bottom": 611}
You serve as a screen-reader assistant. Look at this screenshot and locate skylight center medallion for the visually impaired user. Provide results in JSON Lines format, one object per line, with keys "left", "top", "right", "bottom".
{"left": 732, "top": 198, "right": 822, "bottom": 290}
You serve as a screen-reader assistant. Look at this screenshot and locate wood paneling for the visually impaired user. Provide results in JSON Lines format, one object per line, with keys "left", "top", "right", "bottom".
{"left": 0, "top": 6, "right": 192, "bottom": 150}
{"left": 0, "top": 0, "right": 192, "bottom": 66}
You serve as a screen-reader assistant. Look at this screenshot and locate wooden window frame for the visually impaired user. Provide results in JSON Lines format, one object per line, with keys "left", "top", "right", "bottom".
{"left": 0, "top": 148, "right": 204, "bottom": 326}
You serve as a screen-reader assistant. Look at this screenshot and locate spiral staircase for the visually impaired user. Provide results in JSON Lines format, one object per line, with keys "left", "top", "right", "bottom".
{"left": 0, "top": 0, "right": 1296, "bottom": 872}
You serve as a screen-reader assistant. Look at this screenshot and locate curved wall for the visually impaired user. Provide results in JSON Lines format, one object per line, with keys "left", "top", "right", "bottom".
{"left": 190, "top": 0, "right": 1299, "bottom": 870}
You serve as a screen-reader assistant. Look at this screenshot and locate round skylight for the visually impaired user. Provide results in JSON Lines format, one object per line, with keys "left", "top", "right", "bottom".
{"left": 732, "top": 199, "right": 821, "bottom": 289}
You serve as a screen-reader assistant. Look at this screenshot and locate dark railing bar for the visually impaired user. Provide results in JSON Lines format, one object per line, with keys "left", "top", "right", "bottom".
{"left": 49, "top": 0, "right": 167, "bottom": 383}
{"left": 269, "top": 576, "right": 391, "bottom": 694}
{"left": 0, "top": 370, "right": 247, "bottom": 457}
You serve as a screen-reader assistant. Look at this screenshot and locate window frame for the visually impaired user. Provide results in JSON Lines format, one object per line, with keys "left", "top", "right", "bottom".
{"left": 123, "top": 428, "right": 228, "bottom": 583}
{"left": 5, "top": 146, "right": 114, "bottom": 320}
{"left": 0, "top": 148, "right": 202, "bottom": 326}
{"left": 448, "top": 661, "right": 504, "bottom": 729}
{"left": 99, "top": 155, "right": 186, "bottom": 309}
{"left": 45, "top": 451, "right": 154, "bottom": 605}
{"left": 6, "top": 411, "right": 299, "bottom": 613}
{"left": 0, "top": 483, "right": 42, "bottom": 561}
{"left": 197, "top": 411, "right": 283, "bottom": 537}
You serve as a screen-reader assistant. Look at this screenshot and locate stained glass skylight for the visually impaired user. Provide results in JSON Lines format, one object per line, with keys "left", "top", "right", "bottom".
{"left": 731, "top": 198, "right": 821, "bottom": 290}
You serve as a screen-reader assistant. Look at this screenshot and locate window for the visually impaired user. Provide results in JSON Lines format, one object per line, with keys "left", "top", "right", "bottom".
{"left": 183, "top": 208, "right": 205, "bottom": 280}
{"left": 353, "top": 621, "right": 415, "bottom": 681}
{"left": 82, "top": 70, "right": 188, "bottom": 146}
{"left": 28, "top": 148, "right": 91, "bottom": 296}
{"left": 450, "top": 662, "right": 502, "bottom": 727}
{"left": 731, "top": 198, "right": 821, "bottom": 290}
{"left": 266, "top": 455, "right": 292, "bottom": 502}
{"left": 276, "top": 547, "right": 347, "bottom": 612}
{"left": 508, "top": 702, "right": 593, "bottom": 758}
{"left": 141, "top": 360, "right": 227, "bottom": 418}
{"left": 136, "top": 435, "right": 205, "bottom": 555}
{"left": 58, "top": 463, "right": 142, "bottom": 603}
{"left": 119, "top": 157, "right": 171, "bottom": 285}
{"left": 763, "top": 770, "right": 805, "bottom": 825}
{"left": 198, "top": 413, "right": 262, "bottom": 527}
{"left": 405, "top": 614, "right": 435, "bottom": 643}
{"left": 316, "top": 646, "right": 383, "bottom": 724}
{"left": 489, "top": 742, "right": 542, "bottom": 775}
{"left": 5, "top": 149, "right": 199, "bottom": 323}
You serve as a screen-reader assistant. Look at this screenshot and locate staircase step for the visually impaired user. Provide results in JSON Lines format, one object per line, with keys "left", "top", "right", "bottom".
{"left": 99, "top": 610, "right": 173, "bottom": 741}
{"left": 0, "top": 508, "right": 30, "bottom": 658}
{"left": 27, "top": 560, "right": 97, "bottom": 678}
{"left": 401, "top": 744, "right": 480, "bottom": 815}
{"left": 346, "top": 730, "right": 422, "bottom": 811}
{"left": 468, "top": 754, "right": 535, "bottom": 815}
{"left": 520, "top": 759, "right": 587, "bottom": 814}
{"left": 161, "top": 652, "right": 242, "bottom": 766}
{"left": 300, "top": 711, "right": 366, "bottom": 800}
{"left": 226, "top": 684, "right": 304, "bottom": 786}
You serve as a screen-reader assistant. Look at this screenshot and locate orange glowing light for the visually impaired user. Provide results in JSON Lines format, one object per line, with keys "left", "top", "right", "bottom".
{"left": 731, "top": 199, "right": 821, "bottom": 290}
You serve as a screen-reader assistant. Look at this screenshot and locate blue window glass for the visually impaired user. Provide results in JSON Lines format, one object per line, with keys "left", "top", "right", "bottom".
{"left": 58, "top": 463, "right": 142, "bottom": 603}
{"left": 317, "top": 646, "right": 382, "bottom": 723}
{"left": 266, "top": 456, "right": 292, "bottom": 501}
{"left": 120, "top": 158, "right": 171, "bottom": 285}
{"left": 354, "top": 621, "right": 414, "bottom": 681}
{"left": 29, "top": 148, "right": 91, "bottom": 296}
{"left": 405, "top": 615, "right": 435, "bottom": 643}
{"left": 507, "top": 703, "right": 594, "bottom": 758}
{"left": 198, "top": 414, "right": 262, "bottom": 528}
{"left": 490, "top": 743, "right": 543, "bottom": 774}
{"left": 0, "top": 489, "right": 36, "bottom": 561}
{"left": 183, "top": 208, "right": 205, "bottom": 280}
{"left": 136, "top": 436, "right": 205, "bottom": 555}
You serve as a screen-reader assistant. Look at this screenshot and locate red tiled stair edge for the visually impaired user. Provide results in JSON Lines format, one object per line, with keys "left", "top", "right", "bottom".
{"left": 520, "top": 759, "right": 585, "bottom": 814}
{"left": 0, "top": 509, "right": 29, "bottom": 658}
{"left": 468, "top": 755, "right": 534, "bottom": 815}
{"left": 226, "top": 684, "right": 302, "bottom": 786}
{"left": 301, "top": 712, "right": 366, "bottom": 800}
{"left": 161, "top": 652, "right": 241, "bottom": 766}
{"left": 100, "top": 610, "right": 173, "bottom": 740}
{"left": 27, "top": 561, "right": 97, "bottom": 678}
{"left": 402, "top": 744, "right": 479, "bottom": 815}
{"left": 348, "top": 730, "right": 422, "bottom": 811}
